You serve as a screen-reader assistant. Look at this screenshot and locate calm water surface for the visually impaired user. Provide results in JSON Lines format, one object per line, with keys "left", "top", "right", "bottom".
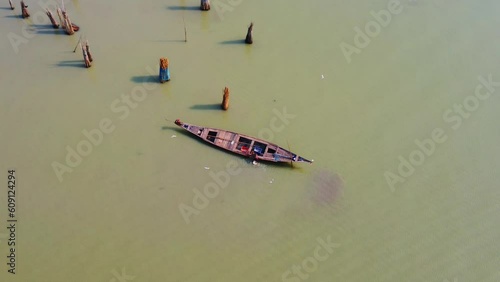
{"left": 1, "top": 0, "right": 499, "bottom": 281}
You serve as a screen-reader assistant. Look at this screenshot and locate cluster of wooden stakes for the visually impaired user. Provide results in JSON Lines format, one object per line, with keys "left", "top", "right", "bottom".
{"left": 162, "top": 0, "right": 254, "bottom": 111}
{"left": 10, "top": 0, "right": 93, "bottom": 68}
{"left": 73, "top": 36, "right": 93, "bottom": 68}
{"left": 9, "top": 0, "right": 255, "bottom": 106}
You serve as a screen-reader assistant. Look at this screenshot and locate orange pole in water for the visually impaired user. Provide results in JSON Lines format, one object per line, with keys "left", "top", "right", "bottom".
{"left": 222, "top": 87, "right": 230, "bottom": 110}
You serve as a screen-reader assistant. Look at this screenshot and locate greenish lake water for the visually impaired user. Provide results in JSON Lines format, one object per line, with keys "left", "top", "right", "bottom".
{"left": 1, "top": 0, "right": 500, "bottom": 281}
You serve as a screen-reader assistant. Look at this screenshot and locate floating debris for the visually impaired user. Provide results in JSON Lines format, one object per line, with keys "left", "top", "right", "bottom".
{"left": 269, "top": 178, "right": 274, "bottom": 184}
{"left": 321, "top": 74, "right": 325, "bottom": 79}
{"left": 171, "top": 135, "right": 177, "bottom": 138}
{"left": 204, "top": 167, "right": 210, "bottom": 170}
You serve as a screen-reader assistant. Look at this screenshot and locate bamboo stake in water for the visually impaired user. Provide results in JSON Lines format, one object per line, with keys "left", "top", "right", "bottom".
{"left": 9, "top": 0, "right": 14, "bottom": 10}
{"left": 46, "top": 9, "right": 59, "bottom": 28}
{"left": 64, "top": 13, "right": 75, "bottom": 35}
{"left": 82, "top": 43, "right": 91, "bottom": 68}
{"left": 73, "top": 34, "right": 82, "bottom": 52}
{"left": 56, "top": 8, "right": 65, "bottom": 30}
{"left": 183, "top": 15, "right": 187, "bottom": 42}
{"left": 85, "top": 40, "right": 93, "bottom": 62}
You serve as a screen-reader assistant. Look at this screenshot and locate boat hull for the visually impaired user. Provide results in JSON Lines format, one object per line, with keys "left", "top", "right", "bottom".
{"left": 174, "top": 119, "right": 313, "bottom": 164}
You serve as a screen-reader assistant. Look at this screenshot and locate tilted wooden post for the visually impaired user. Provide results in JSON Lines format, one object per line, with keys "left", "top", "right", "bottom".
{"left": 56, "top": 8, "right": 66, "bottom": 30}
{"left": 46, "top": 9, "right": 59, "bottom": 28}
{"left": 245, "top": 22, "right": 253, "bottom": 44}
{"left": 63, "top": 11, "right": 75, "bottom": 35}
{"left": 9, "top": 0, "right": 15, "bottom": 10}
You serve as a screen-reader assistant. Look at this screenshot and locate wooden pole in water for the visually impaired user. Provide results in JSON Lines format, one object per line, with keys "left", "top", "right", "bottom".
{"left": 56, "top": 8, "right": 66, "bottom": 30}
{"left": 9, "top": 0, "right": 14, "bottom": 10}
{"left": 46, "top": 9, "right": 59, "bottom": 28}
{"left": 245, "top": 22, "right": 253, "bottom": 44}
{"left": 182, "top": 15, "right": 187, "bottom": 42}
{"left": 85, "top": 40, "right": 93, "bottom": 62}
{"left": 64, "top": 13, "right": 75, "bottom": 35}
{"left": 20, "top": 1, "right": 29, "bottom": 18}
{"left": 73, "top": 34, "right": 82, "bottom": 52}
{"left": 82, "top": 43, "right": 91, "bottom": 68}
{"left": 200, "top": 0, "right": 210, "bottom": 11}
{"left": 221, "top": 87, "right": 230, "bottom": 110}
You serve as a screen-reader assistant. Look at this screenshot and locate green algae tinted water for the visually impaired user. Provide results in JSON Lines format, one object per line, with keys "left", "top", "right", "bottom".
{"left": 1, "top": 0, "right": 500, "bottom": 281}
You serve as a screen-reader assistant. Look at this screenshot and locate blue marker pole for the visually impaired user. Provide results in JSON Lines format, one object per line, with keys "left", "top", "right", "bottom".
{"left": 159, "top": 58, "right": 170, "bottom": 83}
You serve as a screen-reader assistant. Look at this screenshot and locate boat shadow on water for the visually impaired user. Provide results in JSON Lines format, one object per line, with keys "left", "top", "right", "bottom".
{"left": 162, "top": 126, "right": 304, "bottom": 170}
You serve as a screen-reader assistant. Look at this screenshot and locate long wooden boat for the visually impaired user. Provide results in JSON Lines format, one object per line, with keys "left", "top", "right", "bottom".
{"left": 174, "top": 119, "right": 313, "bottom": 164}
